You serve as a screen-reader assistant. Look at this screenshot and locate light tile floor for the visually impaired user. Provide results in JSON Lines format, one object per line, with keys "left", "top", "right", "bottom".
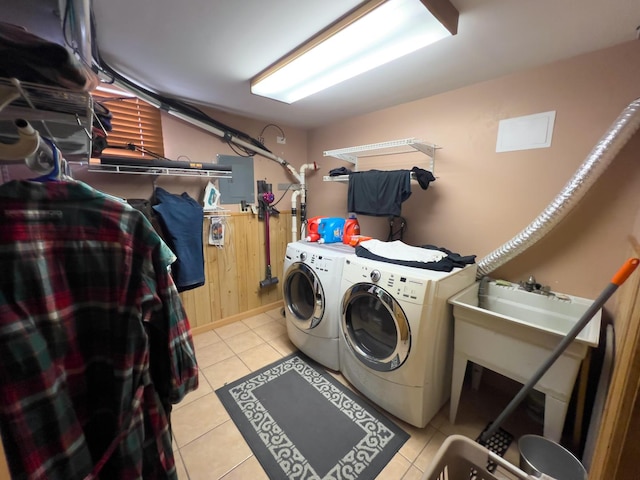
{"left": 171, "top": 307, "right": 544, "bottom": 479}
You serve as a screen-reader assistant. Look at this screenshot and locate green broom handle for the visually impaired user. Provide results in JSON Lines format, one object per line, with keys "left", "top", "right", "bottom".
{"left": 480, "top": 257, "right": 640, "bottom": 444}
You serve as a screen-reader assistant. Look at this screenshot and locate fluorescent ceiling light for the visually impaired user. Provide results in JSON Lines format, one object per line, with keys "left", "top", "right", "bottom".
{"left": 95, "top": 85, "right": 136, "bottom": 98}
{"left": 251, "top": 0, "right": 458, "bottom": 104}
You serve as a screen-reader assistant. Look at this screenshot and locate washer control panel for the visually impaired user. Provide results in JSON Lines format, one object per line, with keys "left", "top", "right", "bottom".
{"left": 343, "top": 259, "right": 431, "bottom": 304}
{"left": 293, "top": 250, "right": 336, "bottom": 273}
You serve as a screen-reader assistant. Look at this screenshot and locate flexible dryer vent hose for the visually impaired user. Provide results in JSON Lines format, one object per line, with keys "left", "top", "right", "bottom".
{"left": 477, "top": 98, "right": 640, "bottom": 278}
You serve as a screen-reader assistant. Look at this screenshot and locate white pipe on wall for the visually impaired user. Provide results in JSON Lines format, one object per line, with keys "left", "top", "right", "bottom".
{"left": 290, "top": 189, "right": 301, "bottom": 243}
{"left": 294, "top": 162, "right": 319, "bottom": 242}
{"left": 299, "top": 162, "right": 318, "bottom": 191}
{"left": 300, "top": 162, "right": 318, "bottom": 176}
{"left": 299, "top": 162, "right": 318, "bottom": 206}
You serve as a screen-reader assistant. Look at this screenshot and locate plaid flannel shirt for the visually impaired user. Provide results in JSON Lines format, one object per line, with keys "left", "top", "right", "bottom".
{"left": 0, "top": 179, "right": 199, "bottom": 480}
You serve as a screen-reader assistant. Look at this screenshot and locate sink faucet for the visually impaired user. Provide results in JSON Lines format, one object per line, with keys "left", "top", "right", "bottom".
{"left": 519, "top": 275, "right": 552, "bottom": 295}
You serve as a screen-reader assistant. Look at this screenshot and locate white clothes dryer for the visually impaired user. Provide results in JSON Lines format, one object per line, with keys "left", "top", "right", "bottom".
{"left": 283, "top": 241, "right": 355, "bottom": 370}
{"left": 339, "top": 255, "right": 477, "bottom": 427}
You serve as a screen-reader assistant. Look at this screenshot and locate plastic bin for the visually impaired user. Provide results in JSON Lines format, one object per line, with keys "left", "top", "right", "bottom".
{"left": 519, "top": 435, "right": 587, "bottom": 480}
{"left": 421, "top": 435, "right": 537, "bottom": 480}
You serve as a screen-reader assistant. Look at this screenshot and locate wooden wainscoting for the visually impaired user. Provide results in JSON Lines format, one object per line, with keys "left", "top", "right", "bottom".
{"left": 180, "top": 211, "right": 292, "bottom": 333}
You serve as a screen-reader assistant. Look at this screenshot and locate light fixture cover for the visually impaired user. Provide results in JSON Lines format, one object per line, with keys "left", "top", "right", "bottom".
{"left": 251, "top": 0, "right": 457, "bottom": 104}
{"left": 94, "top": 84, "right": 136, "bottom": 98}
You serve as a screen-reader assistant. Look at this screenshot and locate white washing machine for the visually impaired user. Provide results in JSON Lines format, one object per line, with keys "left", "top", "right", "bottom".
{"left": 339, "top": 255, "right": 477, "bottom": 427}
{"left": 283, "top": 241, "right": 355, "bottom": 370}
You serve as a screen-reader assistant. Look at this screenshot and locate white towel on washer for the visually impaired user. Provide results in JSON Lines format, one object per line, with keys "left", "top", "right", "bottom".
{"left": 358, "top": 240, "right": 447, "bottom": 263}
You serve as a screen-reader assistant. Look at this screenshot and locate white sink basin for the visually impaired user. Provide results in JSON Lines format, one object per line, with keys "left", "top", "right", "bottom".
{"left": 449, "top": 280, "right": 601, "bottom": 347}
{"left": 447, "top": 279, "right": 601, "bottom": 442}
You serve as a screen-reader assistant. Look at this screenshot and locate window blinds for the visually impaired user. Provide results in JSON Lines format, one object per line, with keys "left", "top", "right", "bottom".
{"left": 93, "top": 92, "right": 165, "bottom": 160}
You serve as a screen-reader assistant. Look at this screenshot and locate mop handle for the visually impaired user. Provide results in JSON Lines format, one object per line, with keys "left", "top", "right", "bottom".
{"left": 265, "top": 208, "right": 271, "bottom": 265}
{"left": 611, "top": 257, "right": 639, "bottom": 285}
{"left": 480, "top": 257, "right": 639, "bottom": 443}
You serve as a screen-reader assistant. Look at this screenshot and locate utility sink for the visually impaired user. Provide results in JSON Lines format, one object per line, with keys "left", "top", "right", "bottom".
{"left": 450, "top": 280, "right": 601, "bottom": 347}
{"left": 447, "top": 279, "right": 601, "bottom": 442}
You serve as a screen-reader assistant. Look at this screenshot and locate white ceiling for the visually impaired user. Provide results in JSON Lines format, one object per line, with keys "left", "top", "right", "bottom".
{"left": 92, "top": 0, "right": 640, "bottom": 130}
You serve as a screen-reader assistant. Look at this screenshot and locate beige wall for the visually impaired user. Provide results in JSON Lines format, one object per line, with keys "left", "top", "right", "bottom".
{"left": 307, "top": 40, "right": 640, "bottom": 301}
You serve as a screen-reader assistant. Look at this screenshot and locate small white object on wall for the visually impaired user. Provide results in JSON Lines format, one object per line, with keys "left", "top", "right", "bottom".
{"left": 496, "top": 110, "right": 556, "bottom": 153}
{"left": 208, "top": 217, "right": 225, "bottom": 247}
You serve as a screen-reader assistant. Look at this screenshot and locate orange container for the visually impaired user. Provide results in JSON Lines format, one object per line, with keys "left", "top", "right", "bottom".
{"left": 343, "top": 216, "right": 361, "bottom": 244}
{"left": 305, "top": 216, "right": 325, "bottom": 242}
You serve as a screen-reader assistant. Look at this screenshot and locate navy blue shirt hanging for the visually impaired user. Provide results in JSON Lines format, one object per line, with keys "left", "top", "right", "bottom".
{"left": 152, "top": 187, "right": 205, "bottom": 292}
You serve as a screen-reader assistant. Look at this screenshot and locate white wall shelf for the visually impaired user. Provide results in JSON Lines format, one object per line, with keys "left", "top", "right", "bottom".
{"left": 322, "top": 172, "right": 424, "bottom": 182}
{"left": 204, "top": 207, "right": 231, "bottom": 218}
{"left": 322, "top": 137, "right": 440, "bottom": 182}
{"left": 324, "top": 138, "right": 439, "bottom": 163}
{"left": 87, "top": 162, "right": 232, "bottom": 179}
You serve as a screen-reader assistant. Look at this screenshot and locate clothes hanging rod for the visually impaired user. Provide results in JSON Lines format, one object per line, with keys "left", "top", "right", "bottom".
{"left": 87, "top": 163, "right": 232, "bottom": 178}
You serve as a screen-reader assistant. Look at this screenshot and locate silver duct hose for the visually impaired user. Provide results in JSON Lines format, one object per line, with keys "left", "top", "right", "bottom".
{"left": 477, "top": 97, "right": 640, "bottom": 278}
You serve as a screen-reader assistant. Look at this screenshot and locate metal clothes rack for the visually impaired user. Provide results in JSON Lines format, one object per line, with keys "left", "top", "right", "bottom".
{"left": 87, "top": 162, "right": 233, "bottom": 179}
{"left": 0, "top": 77, "right": 93, "bottom": 164}
{"left": 0, "top": 77, "right": 232, "bottom": 182}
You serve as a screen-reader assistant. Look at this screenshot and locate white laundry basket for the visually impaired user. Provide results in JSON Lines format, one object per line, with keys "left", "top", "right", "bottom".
{"left": 421, "top": 435, "right": 540, "bottom": 480}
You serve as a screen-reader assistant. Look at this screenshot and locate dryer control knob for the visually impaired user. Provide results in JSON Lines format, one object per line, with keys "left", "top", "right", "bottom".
{"left": 370, "top": 270, "right": 381, "bottom": 282}
{"left": 300, "top": 252, "right": 307, "bottom": 261}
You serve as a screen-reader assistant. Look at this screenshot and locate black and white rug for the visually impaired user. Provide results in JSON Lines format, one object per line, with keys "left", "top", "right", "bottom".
{"left": 215, "top": 353, "right": 410, "bottom": 480}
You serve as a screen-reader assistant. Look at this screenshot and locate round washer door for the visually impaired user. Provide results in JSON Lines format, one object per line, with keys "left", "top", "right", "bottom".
{"left": 341, "top": 282, "right": 411, "bottom": 372}
{"left": 284, "top": 262, "right": 324, "bottom": 329}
